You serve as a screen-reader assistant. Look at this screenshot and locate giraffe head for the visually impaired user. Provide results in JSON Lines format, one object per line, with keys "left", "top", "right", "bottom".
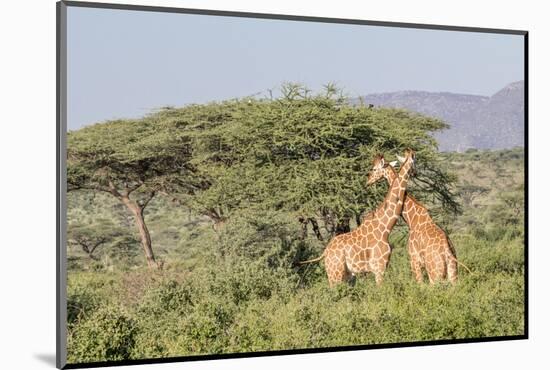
{"left": 366, "top": 149, "right": 416, "bottom": 186}
{"left": 397, "top": 148, "right": 416, "bottom": 174}
{"left": 366, "top": 154, "right": 399, "bottom": 186}
{"left": 396, "top": 148, "right": 417, "bottom": 178}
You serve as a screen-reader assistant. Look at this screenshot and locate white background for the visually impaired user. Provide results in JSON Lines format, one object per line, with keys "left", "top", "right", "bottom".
{"left": 0, "top": 0, "right": 547, "bottom": 369}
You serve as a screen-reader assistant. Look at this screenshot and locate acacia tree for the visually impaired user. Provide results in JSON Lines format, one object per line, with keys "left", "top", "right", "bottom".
{"left": 166, "top": 84, "right": 460, "bottom": 239}
{"left": 458, "top": 183, "right": 489, "bottom": 207}
{"left": 67, "top": 219, "right": 132, "bottom": 261}
{"left": 67, "top": 116, "right": 195, "bottom": 268}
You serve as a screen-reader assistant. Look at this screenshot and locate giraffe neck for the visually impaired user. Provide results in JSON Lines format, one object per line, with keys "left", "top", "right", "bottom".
{"left": 373, "top": 157, "right": 413, "bottom": 228}
{"left": 384, "top": 166, "right": 431, "bottom": 227}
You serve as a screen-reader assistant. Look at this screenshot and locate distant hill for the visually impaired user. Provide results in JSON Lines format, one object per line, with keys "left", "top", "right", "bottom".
{"left": 354, "top": 81, "right": 524, "bottom": 152}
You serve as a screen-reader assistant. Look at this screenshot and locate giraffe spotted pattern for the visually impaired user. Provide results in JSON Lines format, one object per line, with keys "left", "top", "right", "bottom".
{"left": 301, "top": 149, "right": 416, "bottom": 287}
{"left": 367, "top": 156, "right": 467, "bottom": 284}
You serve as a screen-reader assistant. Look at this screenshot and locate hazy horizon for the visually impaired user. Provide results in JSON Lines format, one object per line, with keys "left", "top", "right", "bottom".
{"left": 67, "top": 7, "right": 524, "bottom": 130}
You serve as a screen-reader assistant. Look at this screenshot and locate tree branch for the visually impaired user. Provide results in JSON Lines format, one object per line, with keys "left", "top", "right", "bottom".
{"left": 107, "top": 180, "right": 122, "bottom": 198}
{"left": 139, "top": 191, "right": 156, "bottom": 210}
{"left": 71, "top": 239, "right": 91, "bottom": 254}
{"left": 309, "top": 218, "right": 324, "bottom": 241}
{"left": 122, "top": 181, "right": 144, "bottom": 197}
{"left": 67, "top": 182, "right": 113, "bottom": 194}
{"left": 89, "top": 238, "right": 107, "bottom": 255}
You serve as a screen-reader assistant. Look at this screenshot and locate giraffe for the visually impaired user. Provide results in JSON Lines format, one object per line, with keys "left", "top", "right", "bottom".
{"left": 366, "top": 155, "right": 471, "bottom": 284}
{"left": 299, "top": 149, "right": 416, "bottom": 287}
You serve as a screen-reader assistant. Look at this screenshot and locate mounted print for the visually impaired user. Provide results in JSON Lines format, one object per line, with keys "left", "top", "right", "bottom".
{"left": 57, "top": 1, "right": 528, "bottom": 368}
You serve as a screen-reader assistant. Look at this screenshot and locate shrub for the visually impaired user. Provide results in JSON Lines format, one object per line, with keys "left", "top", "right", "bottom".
{"left": 168, "top": 297, "right": 236, "bottom": 355}
{"left": 205, "top": 259, "right": 296, "bottom": 305}
{"left": 67, "top": 305, "right": 137, "bottom": 363}
{"left": 67, "top": 284, "right": 100, "bottom": 328}
{"left": 137, "top": 278, "right": 196, "bottom": 317}
{"left": 67, "top": 272, "right": 116, "bottom": 328}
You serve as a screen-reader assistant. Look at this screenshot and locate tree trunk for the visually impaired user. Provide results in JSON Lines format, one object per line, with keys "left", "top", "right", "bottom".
{"left": 299, "top": 217, "right": 308, "bottom": 240}
{"left": 335, "top": 217, "right": 350, "bottom": 235}
{"left": 87, "top": 252, "right": 99, "bottom": 261}
{"left": 309, "top": 218, "right": 324, "bottom": 241}
{"left": 121, "top": 196, "right": 158, "bottom": 269}
{"left": 355, "top": 213, "right": 362, "bottom": 228}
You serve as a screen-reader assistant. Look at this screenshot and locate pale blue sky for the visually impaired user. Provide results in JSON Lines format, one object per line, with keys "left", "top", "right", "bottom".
{"left": 67, "top": 6, "right": 524, "bottom": 130}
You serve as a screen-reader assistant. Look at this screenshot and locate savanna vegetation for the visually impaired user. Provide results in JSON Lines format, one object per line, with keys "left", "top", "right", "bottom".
{"left": 66, "top": 86, "right": 524, "bottom": 364}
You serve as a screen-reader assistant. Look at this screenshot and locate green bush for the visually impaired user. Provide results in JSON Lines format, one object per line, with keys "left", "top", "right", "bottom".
{"left": 137, "top": 279, "right": 196, "bottom": 317}
{"left": 67, "top": 285, "right": 100, "bottom": 328}
{"left": 65, "top": 230, "right": 525, "bottom": 362}
{"left": 67, "top": 272, "right": 117, "bottom": 328}
{"left": 67, "top": 305, "right": 137, "bottom": 363}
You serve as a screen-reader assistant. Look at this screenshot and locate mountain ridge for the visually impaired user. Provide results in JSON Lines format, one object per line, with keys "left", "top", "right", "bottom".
{"left": 354, "top": 81, "right": 524, "bottom": 152}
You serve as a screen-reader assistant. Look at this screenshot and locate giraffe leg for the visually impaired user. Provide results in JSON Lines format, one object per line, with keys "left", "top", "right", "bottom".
{"left": 446, "top": 252, "right": 458, "bottom": 284}
{"left": 436, "top": 263, "right": 446, "bottom": 282}
{"left": 426, "top": 266, "right": 436, "bottom": 284}
{"left": 373, "top": 253, "right": 390, "bottom": 285}
{"left": 324, "top": 249, "right": 337, "bottom": 287}
{"left": 426, "top": 252, "right": 446, "bottom": 284}
{"left": 374, "top": 271, "right": 384, "bottom": 285}
{"left": 425, "top": 253, "right": 436, "bottom": 284}
{"left": 410, "top": 256, "right": 423, "bottom": 283}
{"left": 329, "top": 263, "right": 350, "bottom": 287}
{"left": 325, "top": 248, "right": 349, "bottom": 287}
{"left": 408, "top": 240, "right": 424, "bottom": 283}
